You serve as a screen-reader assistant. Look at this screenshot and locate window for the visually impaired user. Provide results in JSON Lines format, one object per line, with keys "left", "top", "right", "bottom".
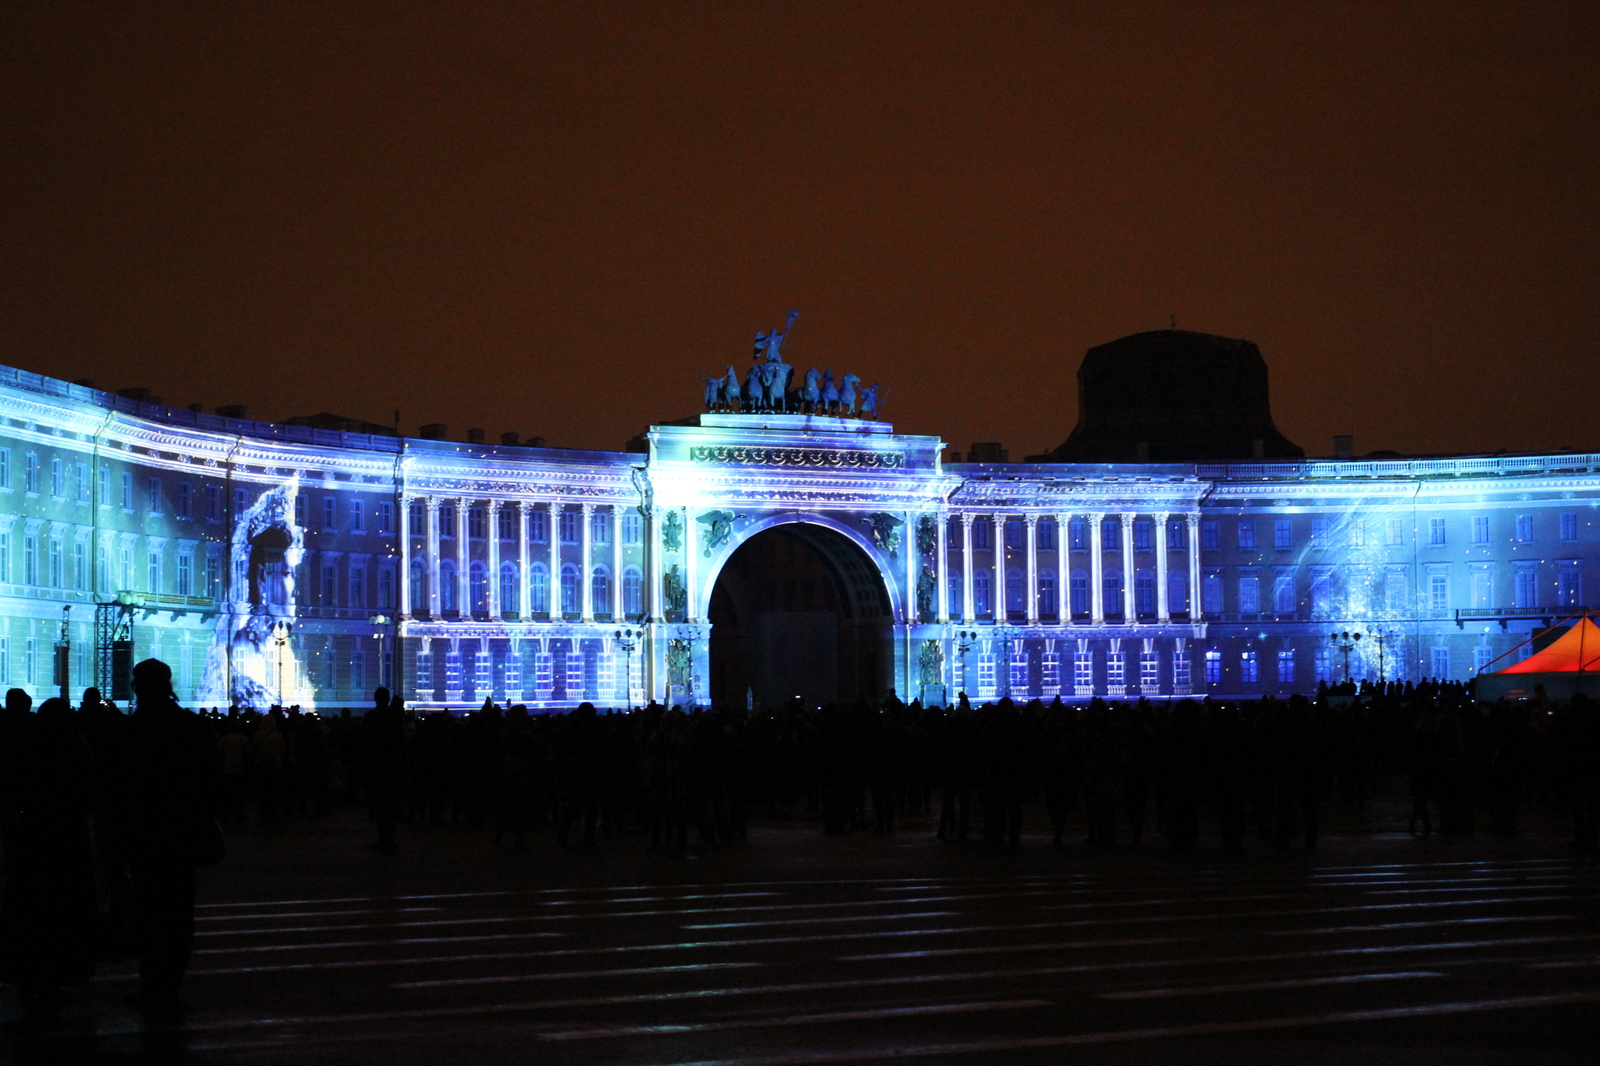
{"left": 1349, "top": 519, "right": 1366, "bottom": 548}
{"left": 1237, "top": 521, "right": 1255, "bottom": 550}
{"left": 378, "top": 566, "right": 394, "bottom": 609}
{"left": 1168, "top": 571, "right": 1188, "bottom": 616}
{"left": 24, "top": 453, "right": 39, "bottom": 494}
{"left": 1038, "top": 569, "right": 1057, "bottom": 617}
{"left": 1472, "top": 516, "right": 1489, "bottom": 545}
{"left": 1430, "top": 647, "right": 1451, "bottom": 679}
{"left": 204, "top": 484, "right": 220, "bottom": 521}
{"left": 1274, "top": 570, "right": 1296, "bottom": 614}
{"left": 1201, "top": 519, "right": 1219, "bottom": 551}
{"left": 1311, "top": 568, "right": 1335, "bottom": 615}
{"left": 147, "top": 550, "right": 162, "bottom": 593}
{"left": 1515, "top": 514, "right": 1534, "bottom": 543}
{"left": 120, "top": 545, "right": 134, "bottom": 590}
{"left": 235, "top": 487, "right": 249, "bottom": 517}
{"left": 529, "top": 562, "right": 549, "bottom": 614}
{"left": 530, "top": 508, "right": 549, "bottom": 543}
{"left": 1558, "top": 563, "right": 1581, "bottom": 608}
{"left": 1069, "top": 518, "right": 1087, "bottom": 551}
{"left": 1134, "top": 571, "right": 1155, "bottom": 616}
{"left": 75, "top": 463, "right": 89, "bottom": 503}
{"left": 1429, "top": 517, "right": 1446, "bottom": 546}
{"left": 1471, "top": 567, "right": 1493, "bottom": 609}
{"left": 1238, "top": 571, "right": 1260, "bottom": 614}
{"left": 350, "top": 500, "right": 364, "bottom": 532}
{"left": 320, "top": 496, "right": 336, "bottom": 532}
{"left": 469, "top": 560, "right": 487, "bottom": 612}
{"left": 1003, "top": 518, "right": 1023, "bottom": 551}
{"left": 973, "top": 569, "right": 992, "bottom": 617}
{"left": 499, "top": 562, "right": 519, "bottom": 614}
{"left": 1069, "top": 571, "right": 1088, "bottom": 615}
{"left": 1560, "top": 513, "right": 1578, "bottom": 543}
{"left": 1106, "top": 647, "right": 1125, "bottom": 689}
{"left": 971, "top": 518, "right": 991, "bottom": 551}
{"left": 1004, "top": 567, "right": 1025, "bottom": 617}
{"left": 48, "top": 457, "right": 63, "bottom": 498}
{"left": 177, "top": 481, "right": 192, "bottom": 518}
{"left": 0, "top": 449, "right": 8, "bottom": 488}
{"left": 320, "top": 563, "right": 337, "bottom": 607}
{"left": 1474, "top": 644, "right": 1494, "bottom": 674}
{"left": 48, "top": 537, "right": 62, "bottom": 587}
{"left": 623, "top": 566, "right": 643, "bottom": 616}
{"left": 1429, "top": 571, "right": 1448, "bottom": 610}
{"left": 1277, "top": 648, "right": 1296, "bottom": 684}
{"left": 438, "top": 504, "right": 457, "bottom": 539}
{"left": 177, "top": 553, "right": 193, "bottom": 596}
{"left": 0, "top": 532, "right": 9, "bottom": 582}
{"left": 1204, "top": 649, "right": 1222, "bottom": 684}
{"left": 1173, "top": 650, "right": 1191, "bottom": 689}
{"left": 409, "top": 559, "right": 427, "bottom": 608}
{"left": 1168, "top": 518, "right": 1187, "bottom": 550}
{"left": 24, "top": 535, "right": 38, "bottom": 585}
{"left": 1202, "top": 571, "right": 1223, "bottom": 615}
{"left": 438, "top": 559, "right": 458, "bottom": 611}
{"left": 467, "top": 505, "right": 486, "bottom": 539}
{"left": 350, "top": 565, "right": 366, "bottom": 609}
{"left": 376, "top": 500, "right": 394, "bottom": 534}
{"left": 623, "top": 513, "right": 642, "bottom": 545}
{"left": 148, "top": 477, "right": 162, "bottom": 514}
{"left": 1386, "top": 517, "right": 1406, "bottom": 547}
{"left": 591, "top": 565, "right": 611, "bottom": 613}
{"left": 0, "top": 637, "right": 6, "bottom": 683}
{"left": 1514, "top": 564, "right": 1538, "bottom": 609}
{"left": 1103, "top": 569, "right": 1123, "bottom": 616}
{"left": 408, "top": 498, "right": 426, "bottom": 533}
{"left": 1385, "top": 567, "right": 1408, "bottom": 611}
{"left": 98, "top": 467, "right": 109, "bottom": 506}
{"left": 560, "top": 563, "right": 579, "bottom": 615}
{"left": 1314, "top": 647, "right": 1332, "bottom": 683}
{"left": 496, "top": 505, "right": 516, "bottom": 540}
{"left": 559, "top": 509, "right": 578, "bottom": 545}
{"left": 1074, "top": 648, "right": 1093, "bottom": 691}
{"left": 207, "top": 554, "right": 220, "bottom": 598}
{"left": 1240, "top": 649, "right": 1259, "bottom": 684}
{"left": 1133, "top": 519, "right": 1152, "bottom": 551}
{"left": 1139, "top": 648, "right": 1159, "bottom": 689}
{"left": 1100, "top": 517, "right": 1119, "bottom": 547}
{"left": 591, "top": 511, "right": 610, "bottom": 546}
{"left": 1037, "top": 518, "right": 1056, "bottom": 551}
{"left": 1274, "top": 519, "right": 1293, "bottom": 550}
{"left": 1310, "top": 517, "right": 1327, "bottom": 545}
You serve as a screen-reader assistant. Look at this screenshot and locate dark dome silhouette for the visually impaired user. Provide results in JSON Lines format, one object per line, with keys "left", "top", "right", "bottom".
{"left": 1044, "top": 329, "right": 1303, "bottom": 462}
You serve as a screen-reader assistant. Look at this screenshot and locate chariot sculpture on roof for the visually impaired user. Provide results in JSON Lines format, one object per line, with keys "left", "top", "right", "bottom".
{"left": 703, "top": 308, "right": 886, "bottom": 418}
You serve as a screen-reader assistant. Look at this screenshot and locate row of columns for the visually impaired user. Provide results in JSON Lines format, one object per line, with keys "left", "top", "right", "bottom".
{"left": 942, "top": 511, "right": 1202, "bottom": 626}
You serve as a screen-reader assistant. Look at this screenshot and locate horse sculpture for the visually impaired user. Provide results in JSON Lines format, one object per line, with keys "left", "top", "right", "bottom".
{"left": 821, "top": 370, "right": 840, "bottom": 415}
{"left": 801, "top": 368, "right": 823, "bottom": 412}
{"left": 722, "top": 366, "right": 741, "bottom": 412}
{"left": 704, "top": 376, "right": 723, "bottom": 412}
{"left": 839, "top": 373, "right": 860, "bottom": 416}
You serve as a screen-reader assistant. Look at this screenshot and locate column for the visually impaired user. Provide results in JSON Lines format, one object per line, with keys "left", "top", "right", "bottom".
{"left": 904, "top": 510, "right": 917, "bottom": 625}
{"left": 1187, "top": 512, "right": 1202, "bottom": 618}
{"left": 579, "top": 502, "right": 594, "bottom": 622}
{"left": 1056, "top": 513, "right": 1070, "bottom": 625}
{"left": 611, "top": 506, "right": 624, "bottom": 620}
{"left": 1155, "top": 511, "right": 1170, "bottom": 622}
{"left": 549, "top": 503, "right": 561, "bottom": 617}
{"left": 684, "top": 507, "right": 698, "bottom": 622}
{"left": 486, "top": 500, "right": 501, "bottom": 617}
{"left": 648, "top": 508, "right": 664, "bottom": 622}
{"left": 516, "top": 501, "right": 529, "bottom": 619}
{"left": 426, "top": 497, "right": 442, "bottom": 616}
{"left": 398, "top": 493, "right": 412, "bottom": 616}
{"left": 1120, "top": 512, "right": 1136, "bottom": 621}
{"left": 935, "top": 509, "right": 949, "bottom": 623}
{"left": 1024, "top": 514, "right": 1039, "bottom": 623}
{"left": 1088, "top": 512, "right": 1104, "bottom": 624}
{"left": 960, "top": 511, "right": 975, "bottom": 623}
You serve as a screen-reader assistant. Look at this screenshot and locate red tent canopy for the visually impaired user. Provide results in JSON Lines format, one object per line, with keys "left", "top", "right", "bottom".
{"left": 1494, "top": 616, "right": 1600, "bottom": 674}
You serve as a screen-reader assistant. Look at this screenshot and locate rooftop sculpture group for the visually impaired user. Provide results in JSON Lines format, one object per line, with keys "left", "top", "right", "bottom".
{"left": 704, "top": 309, "right": 885, "bottom": 419}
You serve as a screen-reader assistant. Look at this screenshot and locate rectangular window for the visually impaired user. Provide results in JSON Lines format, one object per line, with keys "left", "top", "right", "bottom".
{"left": 97, "top": 466, "right": 108, "bottom": 506}
{"left": 591, "top": 511, "right": 610, "bottom": 546}
{"left": 1560, "top": 512, "right": 1578, "bottom": 543}
{"left": 1201, "top": 519, "right": 1219, "bottom": 551}
{"left": 438, "top": 503, "right": 455, "bottom": 538}
{"left": 1037, "top": 518, "right": 1056, "bottom": 551}
{"left": 148, "top": 476, "right": 162, "bottom": 514}
{"left": 1430, "top": 647, "right": 1451, "bottom": 679}
{"left": 1074, "top": 650, "right": 1093, "bottom": 690}
{"left": 378, "top": 566, "right": 395, "bottom": 609}
{"left": 1237, "top": 520, "right": 1255, "bottom": 550}
{"left": 972, "top": 518, "right": 992, "bottom": 551}
{"left": 1474, "top": 644, "right": 1494, "bottom": 673}
{"left": 204, "top": 483, "right": 220, "bottom": 520}
{"left": 74, "top": 541, "right": 87, "bottom": 590}
{"left": 496, "top": 505, "right": 515, "bottom": 540}
{"left": 1273, "top": 570, "right": 1296, "bottom": 614}
{"left": 467, "top": 505, "right": 485, "bottom": 539}
{"left": 1240, "top": 649, "right": 1258, "bottom": 684}
{"left": 350, "top": 565, "right": 366, "bottom": 609}
{"left": 1277, "top": 648, "right": 1295, "bottom": 684}
{"left": 147, "top": 551, "right": 161, "bottom": 593}
{"left": 1349, "top": 519, "right": 1366, "bottom": 548}
{"left": 1173, "top": 651, "right": 1191, "bottom": 689}
{"left": 1238, "top": 571, "right": 1260, "bottom": 614}
{"left": 350, "top": 500, "right": 364, "bottom": 532}
{"left": 235, "top": 488, "right": 249, "bottom": 516}
{"left": 206, "top": 553, "right": 220, "bottom": 597}
{"left": 1559, "top": 564, "right": 1581, "bottom": 608}
{"left": 623, "top": 512, "right": 642, "bottom": 545}
{"left": 559, "top": 509, "right": 578, "bottom": 544}
{"left": 24, "top": 536, "right": 37, "bottom": 585}
{"left": 0, "top": 448, "right": 8, "bottom": 488}
{"left": 25, "top": 640, "right": 35, "bottom": 685}
{"left": 1104, "top": 649, "right": 1124, "bottom": 690}
{"left": 1168, "top": 518, "right": 1187, "bottom": 550}
{"left": 24, "top": 453, "right": 39, "bottom": 493}
{"left": 1311, "top": 568, "right": 1335, "bottom": 615}
{"left": 1003, "top": 518, "right": 1023, "bottom": 551}
{"left": 1515, "top": 514, "right": 1534, "bottom": 543}
{"left": 1429, "top": 517, "right": 1445, "bottom": 545}
{"left": 1472, "top": 516, "right": 1489, "bottom": 545}
{"left": 1310, "top": 517, "right": 1327, "bottom": 545}
{"left": 1133, "top": 519, "right": 1152, "bottom": 551}
{"left": 177, "top": 553, "right": 193, "bottom": 596}
{"left": 1514, "top": 564, "right": 1537, "bottom": 609}
{"left": 321, "top": 564, "right": 337, "bottom": 607}
{"left": 1314, "top": 647, "right": 1332, "bottom": 684}
{"left": 0, "top": 532, "right": 9, "bottom": 582}
{"left": 1386, "top": 517, "right": 1406, "bottom": 547}
{"left": 0, "top": 637, "right": 7, "bottom": 683}
{"left": 1204, "top": 649, "right": 1222, "bottom": 685}
{"left": 376, "top": 501, "right": 394, "bottom": 533}
{"left": 294, "top": 494, "right": 307, "bottom": 529}
{"left": 1471, "top": 568, "right": 1493, "bottom": 609}
{"left": 1385, "top": 568, "right": 1407, "bottom": 611}
{"left": 529, "top": 508, "right": 549, "bottom": 543}
{"left": 1274, "top": 519, "right": 1293, "bottom": 550}
{"left": 75, "top": 463, "right": 89, "bottom": 503}
{"left": 1429, "top": 572, "right": 1448, "bottom": 610}
{"left": 48, "top": 537, "right": 62, "bottom": 587}
{"left": 121, "top": 471, "right": 133, "bottom": 510}
{"left": 50, "top": 456, "right": 64, "bottom": 497}
{"left": 1202, "top": 571, "right": 1223, "bottom": 615}
{"left": 1069, "top": 518, "right": 1087, "bottom": 551}
{"left": 1139, "top": 650, "right": 1159, "bottom": 689}
{"left": 177, "top": 481, "right": 192, "bottom": 518}
{"left": 323, "top": 497, "right": 338, "bottom": 531}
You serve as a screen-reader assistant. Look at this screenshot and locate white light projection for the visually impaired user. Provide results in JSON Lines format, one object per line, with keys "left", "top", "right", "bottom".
{"left": 198, "top": 477, "right": 314, "bottom": 709}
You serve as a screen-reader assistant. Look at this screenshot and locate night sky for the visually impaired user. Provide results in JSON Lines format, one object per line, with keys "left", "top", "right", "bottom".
{"left": 2, "top": 3, "right": 1596, "bottom": 459}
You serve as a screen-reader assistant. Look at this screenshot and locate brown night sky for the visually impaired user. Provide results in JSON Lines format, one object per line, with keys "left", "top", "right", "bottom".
{"left": 1, "top": 3, "right": 1597, "bottom": 459}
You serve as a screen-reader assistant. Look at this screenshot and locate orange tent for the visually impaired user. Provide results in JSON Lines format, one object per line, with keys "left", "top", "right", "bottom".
{"left": 1495, "top": 615, "right": 1600, "bottom": 674}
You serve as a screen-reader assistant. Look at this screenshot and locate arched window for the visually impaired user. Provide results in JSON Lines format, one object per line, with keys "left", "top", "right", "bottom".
{"left": 1038, "top": 569, "right": 1058, "bottom": 618}
{"left": 528, "top": 562, "right": 549, "bottom": 615}
{"left": 469, "top": 560, "right": 487, "bottom": 613}
{"left": 409, "top": 559, "right": 427, "bottom": 611}
{"left": 560, "top": 563, "right": 580, "bottom": 616}
{"left": 1103, "top": 568, "right": 1122, "bottom": 617}
{"left": 591, "top": 565, "right": 611, "bottom": 616}
{"left": 1005, "top": 567, "right": 1025, "bottom": 618}
{"left": 499, "top": 562, "right": 519, "bottom": 616}
{"left": 1070, "top": 570, "right": 1088, "bottom": 616}
{"left": 973, "top": 568, "right": 992, "bottom": 617}
{"left": 623, "top": 566, "right": 643, "bottom": 617}
{"left": 439, "top": 559, "right": 458, "bottom": 612}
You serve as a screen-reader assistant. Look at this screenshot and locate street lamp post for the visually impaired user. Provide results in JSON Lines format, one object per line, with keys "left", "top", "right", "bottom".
{"left": 1329, "top": 630, "right": 1362, "bottom": 685}
{"left": 370, "top": 615, "right": 390, "bottom": 692}
{"left": 273, "top": 620, "right": 293, "bottom": 706}
{"left": 955, "top": 629, "right": 979, "bottom": 699}
{"left": 614, "top": 628, "right": 639, "bottom": 709}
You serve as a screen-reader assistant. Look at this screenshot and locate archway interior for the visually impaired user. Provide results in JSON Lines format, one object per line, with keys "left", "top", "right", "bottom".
{"left": 708, "top": 524, "right": 893, "bottom": 710}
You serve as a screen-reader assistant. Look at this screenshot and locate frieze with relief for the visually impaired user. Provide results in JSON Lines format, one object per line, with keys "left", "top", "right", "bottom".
{"left": 688, "top": 445, "right": 904, "bottom": 469}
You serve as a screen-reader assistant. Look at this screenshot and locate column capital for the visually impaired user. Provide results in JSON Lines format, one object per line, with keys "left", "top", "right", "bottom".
{"left": 1086, "top": 511, "right": 1103, "bottom": 523}
{"left": 424, "top": 496, "right": 440, "bottom": 513}
{"left": 1024, "top": 513, "right": 1039, "bottom": 528}
{"left": 487, "top": 499, "right": 502, "bottom": 514}
{"left": 1120, "top": 511, "right": 1136, "bottom": 527}
{"left": 1154, "top": 511, "right": 1169, "bottom": 523}
{"left": 517, "top": 499, "right": 530, "bottom": 514}
{"left": 960, "top": 511, "right": 976, "bottom": 526}
{"left": 1187, "top": 511, "right": 1201, "bottom": 526}
{"left": 580, "top": 501, "right": 595, "bottom": 515}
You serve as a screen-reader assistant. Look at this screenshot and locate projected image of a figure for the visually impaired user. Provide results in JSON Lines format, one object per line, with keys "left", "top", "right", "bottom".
{"left": 199, "top": 479, "right": 312, "bottom": 708}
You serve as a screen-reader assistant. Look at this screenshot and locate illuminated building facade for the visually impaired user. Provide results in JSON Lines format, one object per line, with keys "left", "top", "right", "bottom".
{"left": 0, "top": 352, "right": 1595, "bottom": 709}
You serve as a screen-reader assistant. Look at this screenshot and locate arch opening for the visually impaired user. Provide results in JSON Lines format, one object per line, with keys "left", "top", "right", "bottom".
{"left": 708, "top": 523, "right": 894, "bottom": 709}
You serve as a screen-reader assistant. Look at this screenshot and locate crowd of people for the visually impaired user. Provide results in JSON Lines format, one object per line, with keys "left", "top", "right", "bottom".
{"left": 4, "top": 661, "right": 1600, "bottom": 1028}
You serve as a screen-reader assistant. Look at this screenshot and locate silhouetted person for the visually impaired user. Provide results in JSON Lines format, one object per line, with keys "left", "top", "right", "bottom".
{"left": 0, "top": 697, "right": 97, "bottom": 1026}
{"left": 363, "top": 688, "right": 406, "bottom": 853}
{"left": 557, "top": 703, "right": 603, "bottom": 846}
{"left": 0, "top": 688, "right": 33, "bottom": 867}
{"left": 1569, "top": 693, "right": 1600, "bottom": 850}
{"left": 123, "top": 659, "right": 218, "bottom": 1019}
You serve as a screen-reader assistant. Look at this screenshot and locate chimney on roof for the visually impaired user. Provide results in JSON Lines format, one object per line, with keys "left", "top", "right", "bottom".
{"left": 466, "top": 428, "right": 486, "bottom": 444}
{"left": 419, "top": 423, "right": 448, "bottom": 440}
{"left": 118, "top": 387, "right": 160, "bottom": 404}
{"left": 525, "top": 435, "right": 547, "bottom": 448}
{"left": 966, "top": 442, "right": 1009, "bottom": 463}
{"left": 1334, "top": 434, "right": 1353, "bottom": 460}
{"left": 500, "top": 431, "right": 520, "bottom": 446}
{"left": 216, "top": 404, "right": 248, "bottom": 420}
{"left": 187, "top": 403, "right": 204, "bottom": 413}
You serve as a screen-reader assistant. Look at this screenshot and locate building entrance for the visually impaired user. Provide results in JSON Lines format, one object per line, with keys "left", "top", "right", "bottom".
{"left": 707, "top": 524, "right": 893, "bottom": 710}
